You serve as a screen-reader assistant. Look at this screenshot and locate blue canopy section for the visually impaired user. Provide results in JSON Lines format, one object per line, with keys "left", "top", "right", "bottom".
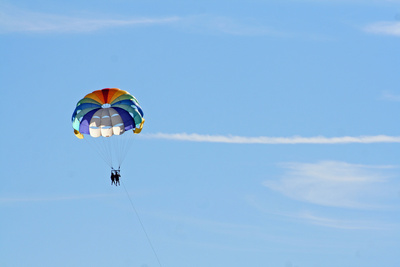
{"left": 79, "top": 109, "right": 100, "bottom": 134}
{"left": 72, "top": 103, "right": 101, "bottom": 121}
{"left": 113, "top": 107, "right": 135, "bottom": 131}
{"left": 112, "top": 100, "right": 144, "bottom": 117}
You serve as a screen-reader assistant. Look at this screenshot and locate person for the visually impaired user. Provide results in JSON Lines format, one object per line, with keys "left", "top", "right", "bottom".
{"left": 111, "top": 169, "right": 116, "bottom": 185}
{"left": 115, "top": 170, "right": 121, "bottom": 186}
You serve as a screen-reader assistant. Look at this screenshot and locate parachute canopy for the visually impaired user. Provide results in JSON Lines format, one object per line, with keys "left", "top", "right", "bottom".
{"left": 72, "top": 88, "right": 145, "bottom": 139}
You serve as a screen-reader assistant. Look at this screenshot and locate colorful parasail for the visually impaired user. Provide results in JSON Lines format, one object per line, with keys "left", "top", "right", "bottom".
{"left": 72, "top": 88, "right": 144, "bottom": 139}
{"left": 71, "top": 88, "right": 145, "bottom": 170}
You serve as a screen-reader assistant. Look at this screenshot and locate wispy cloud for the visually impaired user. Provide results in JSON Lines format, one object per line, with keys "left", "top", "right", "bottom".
{"left": 179, "top": 14, "right": 289, "bottom": 37}
{"left": 382, "top": 91, "right": 400, "bottom": 102}
{"left": 364, "top": 21, "right": 400, "bottom": 36}
{"left": 0, "top": 4, "right": 180, "bottom": 33}
{"left": 264, "top": 161, "right": 397, "bottom": 209}
{"left": 0, "top": 4, "right": 295, "bottom": 37}
{"left": 246, "top": 193, "right": 399, "bottom": 231}
{"left": 156, "top": 211, "right": 284, "bottom": 249}
{"left": 142, "top": 133, "right": 400, "bottom": 144}
{"left": 0, "top": 193, "right": 118, "bottom": 203}
{"left": 295, "top": 211, "right": 395, "bottom": 230}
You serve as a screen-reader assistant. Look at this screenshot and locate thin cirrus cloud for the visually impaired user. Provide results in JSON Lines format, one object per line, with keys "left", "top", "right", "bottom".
{"left": 294, "top": 211, "right": 396, "bottom": 230}
{"left": 264, "top": 161, "right": 398, "bottom": 209}
{"left": 245, "top": 195, "right": 397, "bottom": 230}
{"left": 382, "top": 91, "right": 400, "bottom": 102}
{"left": 0, "top": 193, "right": 118, "bottom": 203}
{"left": 0, "top": 4, "right": 180, "bottom": 33}
{"left": 364, "top": 21, "right": 400, "bottom": 36}
{"left": 180, "top": 14, "right": 288, "bottom": 37}
{"left": 142, "top": 132, "right": 400, "bottom": 144}
{"left": 0, "top": 4, "right": 288, "bottom": 36}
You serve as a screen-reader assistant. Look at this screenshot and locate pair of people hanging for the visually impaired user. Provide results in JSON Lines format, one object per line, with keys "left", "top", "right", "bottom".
{"left": 111, "top": 168, "right": 121, "bottom": 186}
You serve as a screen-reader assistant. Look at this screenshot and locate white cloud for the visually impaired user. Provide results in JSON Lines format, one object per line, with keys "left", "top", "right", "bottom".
{"left": 264, "top": 161, "right": 397, "bottom": 208}
{"left": 299, "top": 0, "right": 400, "bottom": 2}
{"left": 364, "top": 21, "right": 400, "bottom": 36}
{"left": 155, "top": 211, "right": 281, "bottom": 249}
{"left": 0, "top": 4, "right": 295, "bottom": 37}
{"left": 0, "top": 193, "right": 118, "bottom": 203}
{"left": 382, "top": 91, "right": 400, "bottom": 102}
{"left": 294, "top": 211, "right": 395, "bottom": 230}
{"left": 142, "top": 133, "right": 400, "bottom": 144}
{"left": 246, "top": 194, "right": 399, "bottom": 230}
{"left": 179, "top": 14, "right": 288, "bottom": 37}
{"left": 0, "top": 4, "right": 180, "bottom": 33}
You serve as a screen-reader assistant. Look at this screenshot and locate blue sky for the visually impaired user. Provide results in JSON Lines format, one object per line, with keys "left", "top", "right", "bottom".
{"left": 1, "top": 0, "right": 400, "bottom": 266}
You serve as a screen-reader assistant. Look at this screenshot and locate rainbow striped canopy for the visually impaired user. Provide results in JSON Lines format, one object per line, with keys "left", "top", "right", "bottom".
{"left": 72, "top": 88, "right": 144, "bottom": 139}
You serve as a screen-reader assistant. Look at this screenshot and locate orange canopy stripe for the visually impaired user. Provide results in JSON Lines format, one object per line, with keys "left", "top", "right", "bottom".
{"left": 104, "top": 88, "right": 121, "bottom": 103}
{"left": 83, "top": 92, "right": 104, "bottom": 104}
{"left": 92, "top": 90, "right": 106, "bottom": 104}
{"left": 109, "top": 89, "right": 129, "bottom": 103}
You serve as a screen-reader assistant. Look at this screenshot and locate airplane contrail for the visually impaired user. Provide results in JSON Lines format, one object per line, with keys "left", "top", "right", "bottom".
{"left": 142, "top": 133, "right": 400, "bottom": 144}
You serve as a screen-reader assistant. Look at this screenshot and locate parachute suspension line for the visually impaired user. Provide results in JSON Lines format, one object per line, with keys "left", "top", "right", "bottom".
{"left": 121, "top": 181, "right": 163, "bottom": 267}
{"left": 82, "top": 133, "right": 133, "bottom": 170}
{"left": 99, "top": 138, "right": 112, "bottom": 167}
{"left": 118, "top": 132, "right": 134, "bottom": 168}
{"left": 122, "top": 134, "right": 131, "bottom": 165}
{"left": 103, "top": 137, "right": 113, "bottom": 168}
{"left": 87, "top": 136, "right": 112, "bottom": 167}
{"left": 116, "top": 134, "right": 126, "bottom": 168}
{"left": 97, "top": 137, "right": 112, "bottom": 167}
{"left": 83, "top": 138, "right": 112, "bottom": 168}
